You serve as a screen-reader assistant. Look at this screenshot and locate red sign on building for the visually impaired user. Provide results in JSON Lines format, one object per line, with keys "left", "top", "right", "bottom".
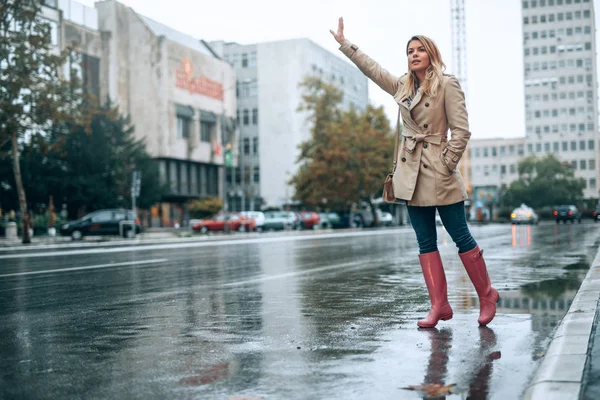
{"left": 175, "top": 59, "right": 224, "bottom": 100}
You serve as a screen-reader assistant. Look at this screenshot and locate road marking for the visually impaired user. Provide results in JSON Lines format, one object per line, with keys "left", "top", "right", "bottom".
{"left": 0, "top": 259, "right": 168, "bottom": 278}
{"left": 0, "top": 229, "right": 412, "bottom": 260}
{"left": 221, "top": 260, "right": 368, "bottom": 288}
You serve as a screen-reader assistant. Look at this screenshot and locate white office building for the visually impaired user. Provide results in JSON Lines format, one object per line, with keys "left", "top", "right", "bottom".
{"left": 212, "top": 39, "right": 369, "bottom": 210}
{"left": 522, "top": 0, "right": 599, "bottom": 198}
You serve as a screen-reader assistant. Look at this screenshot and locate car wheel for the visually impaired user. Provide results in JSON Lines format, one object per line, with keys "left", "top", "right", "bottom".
{"left": 125, "top": 229, "right": 135, "bottom": 238}
{"left": 200, "top": 226, "right": 208, "bottom": 234}
{"left": 71, "top": 230, "right": 82, "bottom": 241}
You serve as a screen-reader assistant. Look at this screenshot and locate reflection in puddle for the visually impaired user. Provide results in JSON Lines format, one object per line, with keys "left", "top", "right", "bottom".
{"left": 511, "top": 224, "right": 532, "bottom": 248}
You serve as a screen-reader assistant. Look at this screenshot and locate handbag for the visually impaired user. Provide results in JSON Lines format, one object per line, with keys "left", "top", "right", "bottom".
{"left": 383, "top": 110, "right": 404, "bottom": 204}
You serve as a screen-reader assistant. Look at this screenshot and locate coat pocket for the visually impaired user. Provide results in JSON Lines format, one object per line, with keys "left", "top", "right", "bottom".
{"left": 437, "top": 153, "right": 454, "bottom": 176}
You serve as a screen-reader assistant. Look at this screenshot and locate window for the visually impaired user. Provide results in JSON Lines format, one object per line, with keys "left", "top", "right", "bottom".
{"left": 571, "top": 141, "right": 577, "bottom": 151}
{"left": 252, "top": 108, "right": 258, "bottom": 125}
{"left": 249, "top": 51, "right": 257, "bottom": 67}
{"left": 585, "top": 26, "right": 591, "bottom": 34}
{"left": 475, "top": 148, "right": 481, "bottom": 158}
{"left": 176, "top": 116, "right": 190, "bottom": 139}
{"left": 580, "top": 140, "right": 586, "bottom": 150}
{"left": 200, "top": 121, "right": 212, "bottom": 142}
{"left": 510, "top": 164, "right": 516, "bottom": 174}
{"left": 253, "top": 167, "right": 260, "bottom": 183}
{"left": 492, "top": 147, "right": 497, "bottom": 157}
{"left": 532, "top": 15, "right": 538, "bottom": 24}
{"left": 252, "top": 137, "right": 258, "bottom": 154}
{"left": 585, "top": 42, "right": 592, "bottom": 50}
{"left": 581, "top": 160, "right": 587, "bottom": 170}
{"left": 536, "top": 143, "right": 542, "bottom": 152}
{"left": 501, "top": 165, "right": 507, "bottom": 174}
{"left": 91, "top": 212, "right": 112, "bottom": 223}
{"left": 590, "top": 179, "right": 596, "bottom": 189}
{"left": 523, "top": 0, "right": 529, "bottom": 7}
{"left": 524, "top": 16, "right": 529, "bottom": 24}
{"left": 553, "top": 142, "right": 559, "bottom": 152}
{"left": 575, "top": 11, "right": 581, "bottom": 19}
{"left": 562, "top": 141, "right": 568, "bottom": 151}
{"left": 584, "top": 10, "right": 591, "bottom": 18}
{"left": 518, "top": 144, "right": 524, "bottom": 155}
{"left": 558, "top": 13, "right": 564, "bottom": 21}
{"left": 243, "top": 109, "right": 249, "bottom": 125}
{"left": 540, "top": 15, "right": 546, "bottom": 23}
{"left": 545, "top": 143, "right": 550, "bottom": 152}
{"left": 243, "top": 138, "right": 250, "bottom": 155}
{"left": 242, "top": 53, "right": 248, "bottom": 68}
{"left": 528, "top": 144, "right": 533, "bottom": 153}
{"left": 590, "top": 159, "right": 596, "bottom": 170}
{"left": 500, "top": 146, "right": 506, "bottom": 156}
{"left": 483, "top": 147, "right": 489, "bottom": 157}
{"left": 533, "top": 31, "right": 539, "bottom": 39}
{"left": 549, "top": 14, "right": 555, "bottom": 22}
{"left": 588, "top": 140, "right": 595, "bottom": 150}
{"left": 572, "top": 160, "right": 577, "bottom": 169}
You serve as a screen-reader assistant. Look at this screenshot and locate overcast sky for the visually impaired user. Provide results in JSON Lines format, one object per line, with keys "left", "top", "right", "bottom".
{"left": 78, "top": 0, "right": 600, "bottom": 140}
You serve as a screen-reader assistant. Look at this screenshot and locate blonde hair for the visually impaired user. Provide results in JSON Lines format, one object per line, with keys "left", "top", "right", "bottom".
{"left": 398, "top": 35, "right": 446, "bottom": 101}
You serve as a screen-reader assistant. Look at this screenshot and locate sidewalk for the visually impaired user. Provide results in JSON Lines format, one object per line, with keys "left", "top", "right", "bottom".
{"left": 523, "top": 246, "right": 600, "bottom": 399}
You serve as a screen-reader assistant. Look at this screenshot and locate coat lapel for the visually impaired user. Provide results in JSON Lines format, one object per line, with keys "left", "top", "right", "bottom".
{"left": 408, "top": 90, "right": 423, "bottom": 111}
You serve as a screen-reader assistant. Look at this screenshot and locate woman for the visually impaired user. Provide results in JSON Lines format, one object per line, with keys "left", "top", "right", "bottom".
{"left": 330, "top": 17, "right": 498, "bottom": 328}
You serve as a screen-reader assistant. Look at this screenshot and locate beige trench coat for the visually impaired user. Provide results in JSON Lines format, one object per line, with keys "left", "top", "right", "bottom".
{"left": 340, "top": 40, "right": 469, "bottom": 207}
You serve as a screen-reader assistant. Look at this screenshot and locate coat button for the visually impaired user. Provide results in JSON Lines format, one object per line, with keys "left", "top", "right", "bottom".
{"left": 423, "top": 164, "right": 428, "bottom": 168}
{"left": 424, "top": 124, "right": 428, "bottom": 128}
{"left": 423, "top": 143, "right": 428, "bottom": 149}
{"left": 425, "top": 103, "right": 430, "bottom": 107}
{"left": 401, "top": 157, "right": 406, "bottom": 162}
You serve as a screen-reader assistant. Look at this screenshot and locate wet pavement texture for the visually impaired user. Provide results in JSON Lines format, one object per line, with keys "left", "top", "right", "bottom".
{"left": 581, "top": 292, "right": 600, "bottom": 400}
{"left": 1, "top": 222, "right": 599, "bottom": 399}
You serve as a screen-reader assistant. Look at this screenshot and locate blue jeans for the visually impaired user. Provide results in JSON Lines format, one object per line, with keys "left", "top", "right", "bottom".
{"left": 407, "top": 201, "right": 477, "bottom": 254}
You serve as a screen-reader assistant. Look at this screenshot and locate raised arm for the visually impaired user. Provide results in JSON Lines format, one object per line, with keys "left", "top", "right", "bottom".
{"left": 442, "top": 75, "right": 471, "bottom": 172}
{"left": 330, "top": 17, "right": 399, "bottom": 96}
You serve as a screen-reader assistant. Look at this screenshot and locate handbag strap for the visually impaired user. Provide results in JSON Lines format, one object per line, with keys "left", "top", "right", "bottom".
{"left": 392, "top": 108, "right": 401, "bottom": 172}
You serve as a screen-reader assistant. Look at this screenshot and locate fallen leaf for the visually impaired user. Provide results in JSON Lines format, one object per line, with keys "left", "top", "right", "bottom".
{"left": 402, "top": 383, "right": 457, "bottom": 397}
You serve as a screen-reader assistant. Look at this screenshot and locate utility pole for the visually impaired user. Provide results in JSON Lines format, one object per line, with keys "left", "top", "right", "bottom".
{"left": 131, "top": 169, "right": 141, "bottom": 237}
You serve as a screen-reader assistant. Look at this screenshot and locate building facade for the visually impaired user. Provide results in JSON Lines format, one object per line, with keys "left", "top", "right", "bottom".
{"left": 522, "top": 0, "right": 599, "bottom": 197}
{"left": 58, "top": 0, "right": 237, "bottom": 227}
{"left": 213, "top": 39, "right": 369, "bottom": 210}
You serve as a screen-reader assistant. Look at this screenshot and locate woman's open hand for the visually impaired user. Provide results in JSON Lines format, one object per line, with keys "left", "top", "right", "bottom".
{"left": 329, "top": 17, "right": 345, "bottom": 45}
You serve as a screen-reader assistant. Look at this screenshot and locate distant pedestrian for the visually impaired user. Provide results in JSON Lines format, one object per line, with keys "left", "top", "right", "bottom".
{"left": 330, "top": 17, "right": 498, "bottom": 328}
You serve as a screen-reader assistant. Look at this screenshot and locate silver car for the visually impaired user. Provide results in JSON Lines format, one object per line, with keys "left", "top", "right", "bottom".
{"left": 511, "top": 204, "right": 539, "bottom": 225}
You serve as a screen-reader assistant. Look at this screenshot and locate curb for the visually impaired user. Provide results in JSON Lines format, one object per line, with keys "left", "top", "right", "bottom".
{"left": 523, "top": 247, "right": 600, "bottom": 399}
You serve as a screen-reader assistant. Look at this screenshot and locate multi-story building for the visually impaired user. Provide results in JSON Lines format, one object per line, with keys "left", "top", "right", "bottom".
{"left": 469, "top": 138, "right": 526, "bottom": 205}
{"left": 521, "top": 0, "right": 599, "bottom": 198}
{"left": 58, "top": 0, "right": 237, "bottom": 227}
{"left": 212, "top": 39, "right": 369, "bottom": 210}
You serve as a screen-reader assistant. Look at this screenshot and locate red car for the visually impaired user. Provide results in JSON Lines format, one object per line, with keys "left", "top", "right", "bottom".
{"left": 192, "top": 213, "right": 256, "bottom": 233}
{"left": 298, "top": 211, "right": 320, "bottom": 230}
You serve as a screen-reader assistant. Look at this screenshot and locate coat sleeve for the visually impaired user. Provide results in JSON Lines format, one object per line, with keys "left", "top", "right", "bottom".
{"left": 442, "top": 75, "right": 471, "bottom": 172}
{"left": 339, "top": 39, "right": 399, "bottom": 96}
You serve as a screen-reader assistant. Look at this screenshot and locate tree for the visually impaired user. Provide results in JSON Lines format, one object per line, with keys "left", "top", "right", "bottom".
{"left": 0, "top": 102, "right": 166, "bottom": 220}
{"left": 502, "top": 154, "right": 585, "bottom": 209}
{"left": 0, "top": 0, "right": 77, "bottom": 243}
{"left": 290, "top": 76, "right": 394, "bottom": 222}
{"left": 188, "top": 197, "right": 223, "bottom": 219}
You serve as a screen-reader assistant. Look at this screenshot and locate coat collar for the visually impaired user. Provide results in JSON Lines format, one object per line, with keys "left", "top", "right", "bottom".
{"left": 397, "top": 73, "right": 423, "bottom": 110}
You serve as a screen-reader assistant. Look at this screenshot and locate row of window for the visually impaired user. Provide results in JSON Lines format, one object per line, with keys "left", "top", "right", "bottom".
{"left": 523, "top": 0, "right": 590, "bottom": 9}
{"left": 176, "top": 116, "right": 215, "bottom": 142}
{"left": 525, "top": 58, "right": 593, "bottom": 72}
{"left": 529, "top": 107, "right": 594, "bottom": 118}
{"left": 523, "top": 10, "right": 592, "bottom": 25}
{"left": 472, "top": 139, "right": 596, "bottom": 158}
{"left": 226, "top": 166, "right": 260, "bottom": 184}
{"left": 162, "top": 159, "right": 220, "bottom": 197}
{"left": 241, "top": 137, "right": 259, "bottom": 156}
{"left": 236, "top": 108, "right": 258, "bottom": 126}
{"left": 475, "top": 164, "right": 597, "bottom": 189}
{"left": 527, "top": 122, "right": 595, "bottom": 134}
{"left": 236, "top": 80, "right": 258, "bottom": 98}
{"left": 526, "top": 90, "right": 594, "bottom": 102}
{"left": 224, "top": 52, "right": 257, "bottom": 69}
{"left": 524, "top": 42, "right": 592, "bottom": 56}
{"left": 525, "top": 25, "right": 592, "bottom": 40}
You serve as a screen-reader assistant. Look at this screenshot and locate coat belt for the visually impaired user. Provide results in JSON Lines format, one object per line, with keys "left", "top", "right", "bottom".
{"left": 402, "top": 133, "right": 445, "bottom": 153}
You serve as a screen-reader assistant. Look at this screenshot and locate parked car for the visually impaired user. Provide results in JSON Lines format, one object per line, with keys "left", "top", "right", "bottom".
{"left": 192, "top": 213, "right": 256, "bottom": 233}
{"left": 377, "top": 210, "right": 394, "bottom": 226}
{"left": 298, "top": 211, "right": 320, "bottom": 230}
{"left": 594, "top": 207, "right": 600, "bottom": 223}
{"left": 240, "top": 211, "right": 265, "bottom": 232}
{"left": 319, "top": 212, "right": 343, "bottom": 229}
{"left": 60, "top": 209, "right": 141, "bottom": 240}
{"left": 554, "top": 205, "right": 582, "bottom": 224}
{"left": 262, "top": 211, "right": 291, "bottom": 231}
{"left": 511, "top": 204, "right": 539, "bottom": 225}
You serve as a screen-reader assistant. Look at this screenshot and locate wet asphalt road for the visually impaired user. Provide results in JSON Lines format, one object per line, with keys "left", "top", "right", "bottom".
{"left": 1, "top": 222, "right": 599, "bottom": 400}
